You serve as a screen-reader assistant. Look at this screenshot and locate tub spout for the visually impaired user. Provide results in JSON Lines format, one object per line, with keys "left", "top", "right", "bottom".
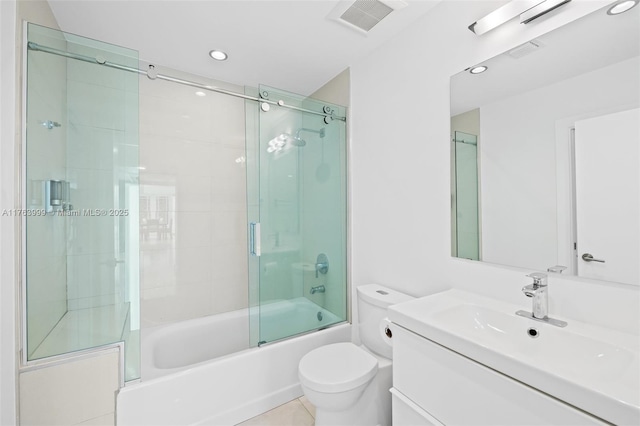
{"left": 310, "top": 285, "right": 325, "bottom": 295}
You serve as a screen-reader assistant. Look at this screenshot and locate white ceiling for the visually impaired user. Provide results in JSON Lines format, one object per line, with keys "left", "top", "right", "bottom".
{"left": 48, "top": 0, "right": 441, "bottom": 95}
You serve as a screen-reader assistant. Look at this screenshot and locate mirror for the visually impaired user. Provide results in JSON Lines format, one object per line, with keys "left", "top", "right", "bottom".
{"left": 450, "top": 3, "right": 639, "bottom": 285}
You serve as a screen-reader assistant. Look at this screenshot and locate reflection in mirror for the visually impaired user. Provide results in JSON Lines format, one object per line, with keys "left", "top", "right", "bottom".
{"left": 452, "top": 130, "right": 480, "bottom": 261}
{"left": 450, "top": 3, "right": 639, "bottom": 285}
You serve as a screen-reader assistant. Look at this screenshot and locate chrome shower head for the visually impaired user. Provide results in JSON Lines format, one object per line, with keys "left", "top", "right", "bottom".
{"left": 291, "top": 127, "right": 325, "bottom": 147}
{"left": 291, "top": 135, "right": 307, "bottom": 147}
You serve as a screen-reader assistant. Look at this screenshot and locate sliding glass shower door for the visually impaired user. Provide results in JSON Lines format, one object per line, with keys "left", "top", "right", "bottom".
{"left": 247, "top": 85, "right": 347, "bottom": 345}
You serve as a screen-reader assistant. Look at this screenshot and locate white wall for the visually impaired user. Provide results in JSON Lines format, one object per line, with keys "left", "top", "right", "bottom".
{"left": 480, "top": 56, "right": 639, "bottom": 271}
{"left": 350, "top": 0, "right": 639, "bottom": 340}
{"left": 0, "top": 1, "right": 18, "bottom": 423}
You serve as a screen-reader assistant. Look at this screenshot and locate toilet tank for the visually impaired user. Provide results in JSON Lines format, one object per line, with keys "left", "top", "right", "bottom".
{"left": 357, "top": 284, "right": 414, "bottom": 359}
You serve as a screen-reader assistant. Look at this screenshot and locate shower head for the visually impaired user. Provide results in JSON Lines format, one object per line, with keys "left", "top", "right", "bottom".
{"left": 291, "top": 127, "right": 325, "bottom": 147}
{"left": 291, "top": 135, "right": 307, "bottom": 147}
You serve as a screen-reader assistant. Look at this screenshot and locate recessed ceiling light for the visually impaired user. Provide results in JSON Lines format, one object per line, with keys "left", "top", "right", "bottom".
{"left": 209, "top": 50, "right": 228, "bottom": 61}
{"left": 607, "top": 0, "right": 639, "bottom": 15}
{"left": 470, "top": 66, "right": 488, "bottom": 74}
{"left": 195, "top": 91, "right": 206, "bottom": 97}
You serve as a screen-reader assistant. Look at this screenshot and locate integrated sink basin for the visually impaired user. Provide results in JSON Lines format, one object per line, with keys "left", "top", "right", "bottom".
{"left": 388, "top": 289, "right": 640, "bottom": 425}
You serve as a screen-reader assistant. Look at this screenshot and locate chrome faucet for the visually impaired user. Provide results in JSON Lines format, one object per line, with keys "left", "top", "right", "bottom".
{"left": 310, "top": 285, "right": 325, "bottom": 295}
{"left": 517, "top": 272, "right": 567, "bottom": 327}
{"left": 522, "top": 272, "right": 548, "bottom": 319}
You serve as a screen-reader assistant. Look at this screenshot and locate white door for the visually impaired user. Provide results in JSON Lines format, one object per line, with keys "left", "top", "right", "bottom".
{"left": 574, "top": 108, "right": 640, "bottom": 285}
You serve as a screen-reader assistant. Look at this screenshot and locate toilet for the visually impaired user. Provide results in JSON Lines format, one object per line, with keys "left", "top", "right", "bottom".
{"left": 298, "top": 284, "right": 414, "bottom": 426}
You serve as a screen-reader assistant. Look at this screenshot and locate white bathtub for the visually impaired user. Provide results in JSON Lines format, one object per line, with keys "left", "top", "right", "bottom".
{"left": 118, "top": 298, "right": 350, "bottom": 425}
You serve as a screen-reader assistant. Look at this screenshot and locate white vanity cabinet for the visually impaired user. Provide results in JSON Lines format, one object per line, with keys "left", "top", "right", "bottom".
{"left": 391, "top": 325, "right": 606, "bottom": 426}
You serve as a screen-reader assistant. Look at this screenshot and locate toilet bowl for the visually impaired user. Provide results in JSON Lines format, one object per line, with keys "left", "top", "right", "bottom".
{"left": 298, "top": 284, "right": 414, "bottom": 426}
{"left": 299, "top": 342, "right": 377, "bottom": 411}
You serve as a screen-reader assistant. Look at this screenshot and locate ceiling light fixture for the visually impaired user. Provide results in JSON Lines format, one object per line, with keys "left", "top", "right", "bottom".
{"left": 209, "top": 50, "right": 228, "bottom": 61}
{"left": 195, "top": 91, "right": 206, "bottom": 97}
{"left": 469, "top": 0, "right": 572, "bottom": 35}
{"left": 470, "top": 66, "right": 488, "bottom": 74}
{"left": 607, "top": 0, "right": 639, "bottom": 15}
{"left": 520, "top": 0, "right": 571, "bottom": 24}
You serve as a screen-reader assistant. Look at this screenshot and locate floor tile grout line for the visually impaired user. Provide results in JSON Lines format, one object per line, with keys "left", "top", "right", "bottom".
{"left": 297, "top": 397, "right": 315, "bottom": 419}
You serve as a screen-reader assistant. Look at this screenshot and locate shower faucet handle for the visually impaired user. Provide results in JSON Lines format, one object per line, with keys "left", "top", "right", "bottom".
{"left": 315, "top": 253, "right": 329, "bottom": 278}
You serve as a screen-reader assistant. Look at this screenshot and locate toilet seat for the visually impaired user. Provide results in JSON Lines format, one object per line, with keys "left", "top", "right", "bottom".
{"left": 298, "top": 342, "right": 378, "bottom": 393}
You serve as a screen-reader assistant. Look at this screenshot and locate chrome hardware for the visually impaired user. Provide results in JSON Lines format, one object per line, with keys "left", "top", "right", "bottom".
{"left": 315, "top": 253, "right": 329, "bottom": 278}
{"left": 519, "top": 272, "right": 567, "bottom": 327}
{"left": 260, "top": 102, "right": 270, "bottom": 112}
{"left": 41, "top": 120, "right": 61, "bottom": 130}
{"left": 310, "top": 285, "right": 325, "bottom": 295}
{"left": 547, "top": 265, "right": 567, "bottom": 273}
{"left": 516, "top": 310, "right": 567, "bottom": 327}
{"left": 147, "top": 64, "right": 157, "bottom": 80}
{"left": 581, "top": 253, "right": 605, "bottom": 263}
{"left": 522, "top": 272, "right": 548, "bottom": 320}
{"left": 249, "top": 223, "right": 261, "bottom": 256}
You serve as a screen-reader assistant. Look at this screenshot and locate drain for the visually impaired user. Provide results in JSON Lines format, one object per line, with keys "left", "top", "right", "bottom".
{"left": 527, "top": 327, "right": 539, "bottom": 338}
{"left": 317, "top": 311, "right": 323, "bottom": 322}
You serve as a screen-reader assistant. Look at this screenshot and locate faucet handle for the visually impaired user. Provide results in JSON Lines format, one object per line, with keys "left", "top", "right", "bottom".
{"left": 526, "top": 272, "right": 548, "bottom": 286}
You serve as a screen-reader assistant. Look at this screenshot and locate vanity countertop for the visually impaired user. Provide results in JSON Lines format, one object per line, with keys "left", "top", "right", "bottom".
{"left": 388, "top": 289, "right": 640, "bottom": 425}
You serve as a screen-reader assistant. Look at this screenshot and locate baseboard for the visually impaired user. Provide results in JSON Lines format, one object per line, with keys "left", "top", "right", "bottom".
{"left": 194, "top": 383, "right": 304, "bottom": 425}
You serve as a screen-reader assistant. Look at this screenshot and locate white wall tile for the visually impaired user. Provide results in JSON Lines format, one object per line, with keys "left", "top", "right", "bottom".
{"left": 138, "top": 67, "right": 249, "bottom": 328}
{"left": 67, "top": 81, "right": 126, "bottom": 130}
{"left": 19, "top": 350, "right": 119, "bottom": 425}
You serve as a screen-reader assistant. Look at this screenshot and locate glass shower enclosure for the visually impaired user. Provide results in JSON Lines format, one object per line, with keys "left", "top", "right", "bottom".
{"left": 24, "top": 22, "right": 347, "bottom": 374}
{"left": 452, "top": 131, "right": 480, "bottom": 261}
{"left": 23, "top": 24, "right": 140, "bottom": 381}
{"left": 247, "top": 85, "right": 348, "bottom": 345}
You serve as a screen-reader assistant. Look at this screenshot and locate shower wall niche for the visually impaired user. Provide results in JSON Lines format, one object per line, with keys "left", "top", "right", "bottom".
{"left": 24, "top": 24, "right": 140, "bottom": 381}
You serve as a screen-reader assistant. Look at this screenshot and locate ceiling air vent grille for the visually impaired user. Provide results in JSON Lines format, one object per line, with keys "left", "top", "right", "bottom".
{"left": 507, "top": 40, "right": 544, "bottom": 59}
{"left": 339, "top": 0, "right": 395, "bottom": 32}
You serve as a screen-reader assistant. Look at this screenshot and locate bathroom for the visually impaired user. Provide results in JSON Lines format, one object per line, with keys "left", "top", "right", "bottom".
{"left": 0, "top": 0, "right": 638, "bottom": 425}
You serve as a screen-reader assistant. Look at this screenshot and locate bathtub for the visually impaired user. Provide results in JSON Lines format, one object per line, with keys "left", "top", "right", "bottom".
{"left": 117, "top": 298, "right": 351, "bottom": 425}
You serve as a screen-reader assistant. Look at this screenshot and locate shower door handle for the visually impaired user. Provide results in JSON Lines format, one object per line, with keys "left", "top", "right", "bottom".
{"left": 250, "top": 222, "right": 261, "bottom": 256}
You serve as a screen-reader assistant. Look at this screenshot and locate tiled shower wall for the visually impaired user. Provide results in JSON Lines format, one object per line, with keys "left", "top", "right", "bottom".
{"left": 138, "top": 66, "right": 248, "bottom": 327}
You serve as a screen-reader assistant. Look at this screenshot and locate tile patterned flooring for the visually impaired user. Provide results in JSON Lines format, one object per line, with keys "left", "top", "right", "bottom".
{"left": 237, "top": 396, "right": 316, "bottom": 426}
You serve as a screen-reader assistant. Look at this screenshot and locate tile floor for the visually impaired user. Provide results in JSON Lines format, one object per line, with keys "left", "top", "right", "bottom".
{"left": 238, "top": 396, "right": 316, "bottom": 426}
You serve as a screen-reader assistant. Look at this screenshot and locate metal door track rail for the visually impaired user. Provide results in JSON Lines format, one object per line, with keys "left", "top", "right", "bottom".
{"left": 27, "top": 41, "right": 346, "bottom": 122}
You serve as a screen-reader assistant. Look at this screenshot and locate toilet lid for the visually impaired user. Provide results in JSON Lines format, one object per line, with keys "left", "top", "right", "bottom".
{"left": 298, "top": 342, "right": 378, "bottom": 393}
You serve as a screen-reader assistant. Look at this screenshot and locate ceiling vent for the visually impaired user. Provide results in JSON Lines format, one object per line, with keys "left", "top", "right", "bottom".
{"left": 330, "top": 0, "right": 408, "bottom": 34}
{"left": 507, "top": 39, "right": 544, "bottom": 59}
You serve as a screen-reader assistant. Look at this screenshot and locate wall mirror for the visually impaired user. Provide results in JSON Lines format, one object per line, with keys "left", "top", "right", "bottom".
{"left": 450, "top": 3, "right": 639, "bottom": 286}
